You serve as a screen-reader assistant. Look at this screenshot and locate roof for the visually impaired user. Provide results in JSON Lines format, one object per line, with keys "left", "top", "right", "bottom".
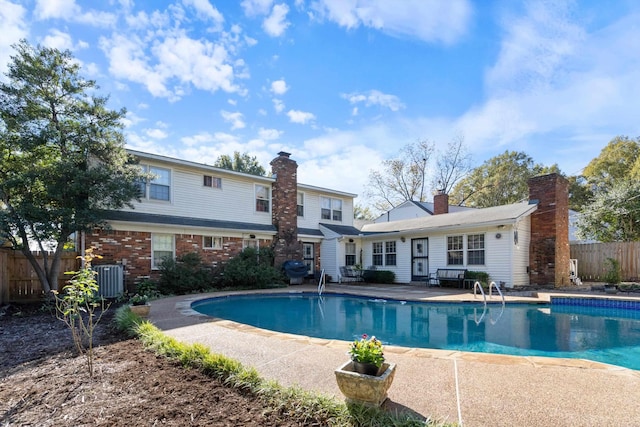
{"left": 362, "top": 202, "right": 537, "bottom": 234}
{"left": 319, "top": 223, "right": 362, "bottom": 236}
{"left": 103, "top": 211, "right": 277, "bottom": 233}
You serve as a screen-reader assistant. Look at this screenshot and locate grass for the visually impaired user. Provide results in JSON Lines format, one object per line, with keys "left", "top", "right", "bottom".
{"left": 113, "top": 305, "right": 456, "bottom": 427}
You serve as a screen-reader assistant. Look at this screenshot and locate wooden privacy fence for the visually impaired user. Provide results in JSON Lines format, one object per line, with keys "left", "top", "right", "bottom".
{"left": 570, "top": 242, "right": 640, "bottom": 282}
{"left": 0, "top": 249, "right": 80, "bottom": 303}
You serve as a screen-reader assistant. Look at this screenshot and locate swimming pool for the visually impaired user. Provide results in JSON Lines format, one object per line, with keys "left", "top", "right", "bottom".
{"left": 191, "top": 292, "right": 640, "bottom": 370}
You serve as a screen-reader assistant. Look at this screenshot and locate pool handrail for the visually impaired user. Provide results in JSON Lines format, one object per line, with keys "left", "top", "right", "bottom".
{"left": 474, "top": 281, "right": 505, "bottom": 306}
{"left": 318, "top": 268, "right": 326, "bottom": 296}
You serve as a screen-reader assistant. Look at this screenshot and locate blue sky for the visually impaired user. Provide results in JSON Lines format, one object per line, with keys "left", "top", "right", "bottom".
{"left": 2, "top": 0, "right": 639, "bottom": 209}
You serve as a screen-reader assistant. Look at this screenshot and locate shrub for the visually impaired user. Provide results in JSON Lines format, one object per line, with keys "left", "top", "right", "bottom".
{"left": 363, "top": 270, "right": 395, "bottom": 283}
{"left": 218, "top": 247, "right": 286, "bottom": 289}
{"left": 466, "top": 271, "right": 490, "bottom": 285}
{"left": 158, "top": 252, "right": 214, "bottom": 295}
{"left": 603, "top": 257, "right": 621, "bottom": 285}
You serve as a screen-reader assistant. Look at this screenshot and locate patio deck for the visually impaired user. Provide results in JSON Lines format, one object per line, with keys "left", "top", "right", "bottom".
{"left": 147, "top": 284, "right": 640, "bottom": 426}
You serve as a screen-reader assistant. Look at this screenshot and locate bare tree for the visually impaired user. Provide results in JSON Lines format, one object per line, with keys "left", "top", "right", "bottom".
{"left": 365, "top": 140, "right": 434, "bottom": 212}
{"left": 431, "top": 135, "right": 472, "bottom": 195}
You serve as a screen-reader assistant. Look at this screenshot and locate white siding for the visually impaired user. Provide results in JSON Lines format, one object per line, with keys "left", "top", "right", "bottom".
{"left": 374, "top": 202, "right": 427, "bottom": 223}
{"left": 511, "top": 216, "right": 531, "bottom": 287}
{"left": 360, "top": 238, "right": 409, "bottom": 283}
{"left": 320, "top": 238, "right": 339, "bottom": 282}
{"left": 299, "top": 191, "right": 354, "bottom": 229}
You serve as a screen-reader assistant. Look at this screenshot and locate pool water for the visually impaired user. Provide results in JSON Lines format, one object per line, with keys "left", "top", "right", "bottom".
{"left": 191, "top": 293, "right": 640, "bottom": 370}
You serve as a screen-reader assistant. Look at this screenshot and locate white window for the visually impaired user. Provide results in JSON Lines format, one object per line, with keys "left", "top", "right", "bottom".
{"left": 385, "top": 241, "right": 397, "bottom": 266}
{"left": 204, "top": 175, "right": 222, "bottom": 189}
{"left": 203, "top": 236, "right": 222, "bottom": 249}
{"left": 152, "top": 234, "right": 174, "bottom": 269}
{"left": 467, "top": 234, "right": 485, "bottom": 265}
{"left": 321, "top": 197, "right": 342, "bottom": 221}
{"left": 345, "top": 242, "right": 356, "bottom": 266}
{"left": 138, "top": 165, "right": 171, "bottom": 201}
{"left": 447, "top": 235, "right": 464, "bottom": 265}
{"left": 243, "top": 239, "right": 258, "bottom": 249}
{"left": 297, "top": 192, "right": 304, "bottom": 217}
{"left": 372, "top": 242, "right": 383, "bottom": 266}
{"left": 255, "top": 184, "right": 270, "bottom": 213}
{"left": 149, "top": 166, "right": 171, "bottom": 201}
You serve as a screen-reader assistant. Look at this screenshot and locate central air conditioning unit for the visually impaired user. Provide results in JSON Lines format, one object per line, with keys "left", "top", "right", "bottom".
{"left": 93, "top": 264, "right": 124, "bottom": 298}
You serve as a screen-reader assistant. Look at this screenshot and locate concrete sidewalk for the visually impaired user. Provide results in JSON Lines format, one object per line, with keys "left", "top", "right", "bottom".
{"left": 148, "top": 285, "right": 640, "bottom": 426}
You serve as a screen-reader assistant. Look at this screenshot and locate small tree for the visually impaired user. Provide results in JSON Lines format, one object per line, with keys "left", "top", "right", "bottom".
{"left": 53, "top": 248, "right": 109, "bottom": 378}
{"left": 214, "top": 151, "right": 266, "bottom": 176}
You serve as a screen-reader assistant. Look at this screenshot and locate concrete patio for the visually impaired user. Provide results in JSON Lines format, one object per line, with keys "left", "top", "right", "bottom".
{"left": 147, "top": 284, "right": 640, "bottom": 426}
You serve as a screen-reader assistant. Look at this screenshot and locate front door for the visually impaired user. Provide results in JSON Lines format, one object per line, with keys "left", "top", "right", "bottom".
{"left": 302, "top": 243, "right": 315, "bottom": 277}
{"left": 411, "top": 238, "right": 429, "bottom": 281}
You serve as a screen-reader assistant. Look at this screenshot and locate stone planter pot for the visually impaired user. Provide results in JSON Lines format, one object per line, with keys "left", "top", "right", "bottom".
{"left": 129, "top": 304, "right": 150, "bottom": 317}
{"left": 334, "top": 361, "right": 396, "bottom": 407}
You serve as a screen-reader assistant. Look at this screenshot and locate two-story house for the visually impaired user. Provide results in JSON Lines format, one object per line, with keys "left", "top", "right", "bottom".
{"left": 86, "top": 150, "right": 359, "bottom": 288}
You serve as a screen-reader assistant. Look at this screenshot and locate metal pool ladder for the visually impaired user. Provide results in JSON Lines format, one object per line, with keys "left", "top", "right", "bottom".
{"left": 473, "top": 281, "right": 505, "bottom": 306}
{"left": 318, "top": 269, "right": 326, "bottom": 296}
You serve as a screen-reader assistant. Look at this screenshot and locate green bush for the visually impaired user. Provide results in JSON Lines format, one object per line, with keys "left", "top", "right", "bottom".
{"left": 218, "top": 247, "right": 286, "bottom": 289}
{"left": 362, "top": 269, "right": 395, "bottom": 283}
{"left": 466, "top": 271, "right": 490, "bottom": 285}
{"left": 158, "top": 252, "right": 214, "bottom": 295}
{"left": 603, "top": 257, "right": 621, "bottom": 284}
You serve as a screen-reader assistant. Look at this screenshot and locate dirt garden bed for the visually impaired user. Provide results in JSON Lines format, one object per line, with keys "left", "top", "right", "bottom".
{"left": 0, "top": 304, "right": 314, "bottom": 426}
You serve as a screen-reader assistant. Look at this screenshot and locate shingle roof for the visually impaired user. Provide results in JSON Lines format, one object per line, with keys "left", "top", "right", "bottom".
{"left": 319, "top": 223, "right": 362, "bottom": 236}
{"left": 103, "top": 210, "right": 277, "bottom": 233}
{"left": 361, "top": 202, "right": 537, "bottom": 233}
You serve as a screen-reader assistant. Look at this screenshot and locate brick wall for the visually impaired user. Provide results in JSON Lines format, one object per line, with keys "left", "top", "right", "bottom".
{"left": 528, "top": 173, "right": 570, "bottom": 287}
{"left": 433, "top": 191, "right": 449, "bottom": 215}
{"left": 88, "top": 230, "right": 269, "bottom": 289}
{"left": 270, "top": 151, "right": 302, "bottom": 266}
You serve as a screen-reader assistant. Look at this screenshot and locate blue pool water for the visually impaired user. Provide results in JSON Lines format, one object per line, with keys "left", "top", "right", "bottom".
{"left": 191, "top": 293, "right": 640, "bottom": 370}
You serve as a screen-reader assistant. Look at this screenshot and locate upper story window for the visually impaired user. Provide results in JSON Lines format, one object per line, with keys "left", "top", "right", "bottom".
{"left": 447, "top": 235, "right": 464, "bottom": 265}
{"left": 203, "top": 175, "right": 222, "bottom": 189}
{"left": 203, "top": 236, "right": 223, "bottom": 250}
{"left": 297, "top": 192, "right": 304, "bottom": 217}
{"left": 321, "top": 197, "right": 342, "bottom": 221}
{"left": 138, "top": 165, "right": 171, "bottom": 201}
{"left": 255, "top": 184, "right": 270, "bottom": 213}
{"left": 467, "top": 234, "right": 485, "bottom": 265}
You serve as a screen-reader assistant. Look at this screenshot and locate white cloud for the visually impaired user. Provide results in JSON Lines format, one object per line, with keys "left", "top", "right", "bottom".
{"left": 0, "top": 0, "right": 28, "bottom": 75}
{"left": 145, "top": 128, "right": 169, "bottom": 139}
{"left": 182, "top": 0, "right": 224, "bottom": 30}
{"left": 310, "top": 0, "right": 472, "bottom": 44}
{"left": 100, "top": 31, "right": 242, "bottom": 100}
{"left": 270, "top": 79, "right": 288, "bottom": 95}
{"left": 263, "top": 3, "right": 290, "bottom": 37}
{"left": 42, "top": 29, "right": 74, "bottom": 50}
{"left": 273, "top": 98, "right": 285, "bottom": 113}
{"left": 258, "top": 128, "right": 283, "bottom": 140}
{"left": 220, "top": 110, "right": 246, "bottom": 129}
{"left": 287, "top": 109, "right": 316, "bottom": 124}
{"left": 241, "top": 0, "right": 274, "bottom": 17}
{"left": 34, "top": 0, "right": 117, "bottom": 27}
{"left": 342, "top": 90, "right": 405, "bottom": 112}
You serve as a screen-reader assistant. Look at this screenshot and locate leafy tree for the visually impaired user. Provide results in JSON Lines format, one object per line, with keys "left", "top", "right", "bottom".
{"left": 566, "top": 175, "right": 593, "bottom": 212}
{"left": 214, "top": 151, "right": 266, "bottom": 176}
{"left": 450, "top": 150, "right": 560, "bottom": 208}
{"left": 430, "top": 135, "right": 472, "bottom": 195}
{"left": 354, "top": 203, "right": 376, "bottom": 221}
{"left": 575, "top": 179, "right": 640, "bottom": 242}
{"left": 0, "top": 40, "right": 144, "bottom": 294}
{"left": 365, "top": 140, "right": 435, "bottom": 212}
{"left": 582, "top": 136, "right": 640, "bottom": 193}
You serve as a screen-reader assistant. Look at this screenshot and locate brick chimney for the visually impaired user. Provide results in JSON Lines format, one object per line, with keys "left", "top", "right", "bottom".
{"left": 433, "top": 190, "right": 449, "bottom": 215}
{"left": 270, "top": 151, "right": 302, "bottom": 267}
{"left": 528, "top": 173, "right": 570, "bottom": 287}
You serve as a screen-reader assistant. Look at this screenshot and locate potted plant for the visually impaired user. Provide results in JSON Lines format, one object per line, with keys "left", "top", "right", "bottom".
{"left": 334, "top": 334, "right": 396, "bottom": 407}
{"left": 129, "top": 293, "right": 150, "bottom": 317}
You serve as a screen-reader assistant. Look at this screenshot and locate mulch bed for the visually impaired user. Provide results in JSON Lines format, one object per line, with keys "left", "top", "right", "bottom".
{"left": 0, "top": 304, "right": 312, "bottom": 426}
